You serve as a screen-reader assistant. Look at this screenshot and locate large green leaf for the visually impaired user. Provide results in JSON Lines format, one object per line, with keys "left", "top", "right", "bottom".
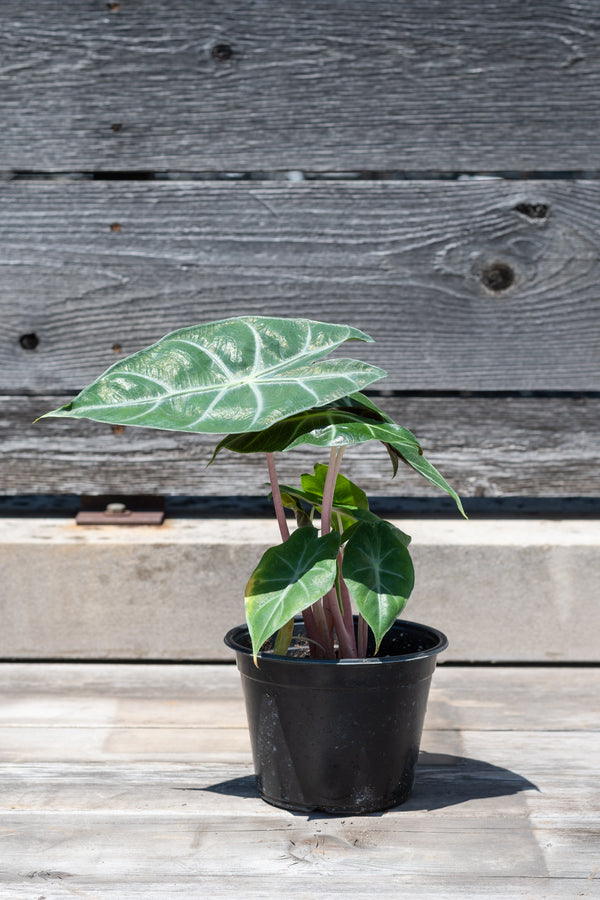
{"left": 39, "top": 317, "right": 386, "bottom": 434}
{"left": 245, "top": 526, "right": 341, "bottom": 658}
{"left": 342, "top": 520, "right": 415, "bottom": 653}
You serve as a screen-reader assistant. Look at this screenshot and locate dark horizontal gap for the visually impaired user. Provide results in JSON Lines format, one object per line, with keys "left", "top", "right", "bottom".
{"left": 367, "top": 389, "right": 600, "bottom": 400}
{"left": 0, "top": 656, "right": 235, "bottom": 665}
{"left": 4, "top": 169, "right": 600, "bottom": 182}
{"left": 9, "top": 389, "right": 600, "bottom": 401}
{"left": 439, "top": 660, "right": 600, "bottom": 668}
{"left": 2, "top": 495, "right": 600, "bottom": 518}
{"left": 0, "top": 656, "right": 595, "bottom": 667}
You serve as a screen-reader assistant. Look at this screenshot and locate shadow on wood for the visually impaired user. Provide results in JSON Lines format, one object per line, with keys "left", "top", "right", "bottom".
{"left": 200, "top": 751, "right": 538, "bottom": 815}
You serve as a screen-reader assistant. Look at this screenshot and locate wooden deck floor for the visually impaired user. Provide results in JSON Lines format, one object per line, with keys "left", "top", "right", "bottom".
{"left": 0, "top": 662, "right": 598, "bottom": 898}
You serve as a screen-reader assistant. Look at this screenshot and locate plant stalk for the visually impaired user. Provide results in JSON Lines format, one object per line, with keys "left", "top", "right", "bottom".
{"left": 266, "top": 452, "right": 290, "bottom": 542}
{"left": 320, "top": 447, "right": 345, "bottom": 537}
{"left": 318, "top": 447, "right": 359, "bottom": 657}
{"left": 337, "top": 559, "right": 358, "bottom": 656}
{"left": 265, "top": 452, "right": 325, "bottom": 657}
{"left": 357, "top": 614, "right": 369, "bottom": 658}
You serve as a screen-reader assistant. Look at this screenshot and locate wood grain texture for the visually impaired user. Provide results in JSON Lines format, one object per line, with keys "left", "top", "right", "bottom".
{"left": 0, "top": 664, "right": 597, "bottom": 896}
{"left": 5, "top": 394, "right": 599, "bottom": 497}
{"left": 1, "top": 1, "right": 599, "bottom": 171}
{"left": 1, "top": 663, "right": 597, "bottom": 731}
{"left": 2, "top": 180, "right": 600, "bottom": 391}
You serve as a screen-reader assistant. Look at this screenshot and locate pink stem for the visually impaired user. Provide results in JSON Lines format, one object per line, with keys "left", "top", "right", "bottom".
{"left": 266, "top": 453, "right": 290, "bottom": 541}
{"left": 337, "top": 558, "right": 358, "bottom": 656}
{"left": 266, "top": 452, "right": 327, "bottom": 655}
{"left": 319, "top": 447, "right": 359, "bottom": 657}
{"left": 324, "top": 586, "right": 357, "bottom": 658}
{"left": 320, "top": 447, "right": 345, "bottom": 536}
{"left": 357, "top": 615, "right": 369, "bottom": 658}
{"left": 310, "top": 599, "right": 334, "bottom": 658}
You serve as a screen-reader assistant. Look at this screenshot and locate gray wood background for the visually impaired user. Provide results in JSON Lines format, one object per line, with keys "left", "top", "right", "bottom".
{"left": 1, "top": 0, "right": 599, "bottom": 502}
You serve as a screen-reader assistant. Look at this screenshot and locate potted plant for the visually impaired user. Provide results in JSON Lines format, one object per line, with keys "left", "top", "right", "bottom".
{"left": 41, "top": 316, "right": 465, "bottom": 814}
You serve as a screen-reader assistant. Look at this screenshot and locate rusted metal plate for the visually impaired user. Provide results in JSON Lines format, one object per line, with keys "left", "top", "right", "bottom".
{"left": 75, "top": 496, "right": 165, "bottom": 526}
{"left": 76, "top": 509, "right": 165, "bottom": 526}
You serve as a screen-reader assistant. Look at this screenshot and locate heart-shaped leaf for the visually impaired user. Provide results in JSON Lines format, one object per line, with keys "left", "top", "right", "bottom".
{"left": 245, "top": 526, "right": 341, "bottom": 659}
{"left": 342, "top": 520, "right": 415, "bottom": 653}
{"left": 40, "top": 317, "right": 386, "bottom": 434}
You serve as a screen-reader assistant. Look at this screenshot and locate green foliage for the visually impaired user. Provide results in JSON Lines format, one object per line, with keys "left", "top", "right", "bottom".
{"left": 245, "top": 527, "right": 341, "bottom": 660}
{"left": 342, "top": 521, "right": 415, "bottom": 652}
{"left": 39, "top": 315, "right": 466, "bottom": 661}
{"left": 40, "top": 317, "right": 385, "bottom": 434}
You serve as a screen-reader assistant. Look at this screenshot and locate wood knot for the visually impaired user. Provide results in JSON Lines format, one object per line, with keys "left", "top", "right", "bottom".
{"left": 481, "top": 262, "right": 515, "bottom": 293}
{"left": 19, "top": 333, "right": 39, "bottom": 351}
{"left": 514, "top": 202, "right": 549, "bottom": 220}
{"left": 211, "top": 43, "right": 234, "bottom": 61}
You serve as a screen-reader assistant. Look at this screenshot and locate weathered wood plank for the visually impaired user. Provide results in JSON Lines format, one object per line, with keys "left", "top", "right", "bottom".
{"left": 0, "top": 749, "right": 595, "bottom": 873}
{"left": 0, "top": 877, "right": 591, "bottom": 899}
{"left": 1, "top": 1, "right": 599, "bottom": 171}
{"left": 0, "top": 805, "right": 593, "bottom": 877}
{"left": 0, "top": 746, "right": 597, "bottom": 871}
{"left": 0, "top": 665, "right": 597, "bottom": 896}
{"left": 0, "top": 663, "right": 598, "bottom": 732}
{"left": 2, "top": 180, "right": 600, "bottom": 391}
{"left": 4, "top": 394, "right": 599, "bottom": 497}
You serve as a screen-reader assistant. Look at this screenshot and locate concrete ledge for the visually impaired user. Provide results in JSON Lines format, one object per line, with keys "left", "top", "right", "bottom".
{"left": 1, "top": 518, "right": 599, "bottom": 661}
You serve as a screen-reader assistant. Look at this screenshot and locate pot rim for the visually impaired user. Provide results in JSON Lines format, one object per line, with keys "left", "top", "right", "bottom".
{"left": 224, "top": 616, "right": 448, "bottom": 666}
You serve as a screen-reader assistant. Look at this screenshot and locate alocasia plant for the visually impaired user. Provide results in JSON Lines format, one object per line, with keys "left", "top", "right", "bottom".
{"left": 41, "top": 316, "right": 465, "bottom": 661}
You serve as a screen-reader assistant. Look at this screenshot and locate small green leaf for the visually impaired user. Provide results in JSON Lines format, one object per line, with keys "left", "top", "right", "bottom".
{"left": 245, "top": 527, "right": 341, "bottom": 658}
{"left": 280, "top": 492, "right": 313, "bottom": 527}
{"left": 301, "top": 463, "right": 370, "bottom": 512}
{"left": 40, "top": 317, "right": 386, "bottom": 435}
{"left": 273, "top": 618, "right": 295, "bottom": 656}
{"left": 342, "top": 520, "right": 415, "bottom": 653}
{"left": 277, "top": 485, "right": 385, "bottom": 534}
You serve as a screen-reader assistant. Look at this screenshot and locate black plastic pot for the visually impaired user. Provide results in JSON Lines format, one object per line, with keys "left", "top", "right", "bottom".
{"left": 224, "top": 616, "right": 448, "bottom": 814}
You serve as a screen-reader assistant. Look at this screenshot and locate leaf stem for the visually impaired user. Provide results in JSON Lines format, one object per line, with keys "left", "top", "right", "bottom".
{"left": 324, "top": 585, "right": 357, "bottom": 658}
{"left": 266, "top": 452, "right": 290, "bottom": 541}
{"left": 318, "top": 447, "right": 359, "bottom": 657}
{"left": 337, "top": 560, "right": 358, "bottom": 656}
{"left": 320, "top": 447, "right": 345, "bottom": 536}
{"left": 265, "top": 452, "right": 327, "bottom": 657}
{"left": 357, "top": 614, "right": 369, "bottom": 658}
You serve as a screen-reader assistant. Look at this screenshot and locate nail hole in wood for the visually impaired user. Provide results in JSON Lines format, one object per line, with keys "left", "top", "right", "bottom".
{"left": 211, "top": 43, "right": 234, "bottom": 61}
{"left": 110, "top": 222, "right": 121, "bottom": 232}
{"left": 112, "top": 343, "right": 123, "bottom": 353}
{"left": 112, "top": 425, "right": 125, "bottom": 435}
{"left": 107, "top": 2, "right": 120, "bottom": 10}
{"left": 514, "top": 202, "right": 549, "bottom": 220}
{"left": 111, "top": 123, "right": 122, "bottom": 133}
{"left": 19, "top": 333, "right": 39, "bottom": 351}
{"left": 481, "top": 262, "right": 515, "bottom": 293}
